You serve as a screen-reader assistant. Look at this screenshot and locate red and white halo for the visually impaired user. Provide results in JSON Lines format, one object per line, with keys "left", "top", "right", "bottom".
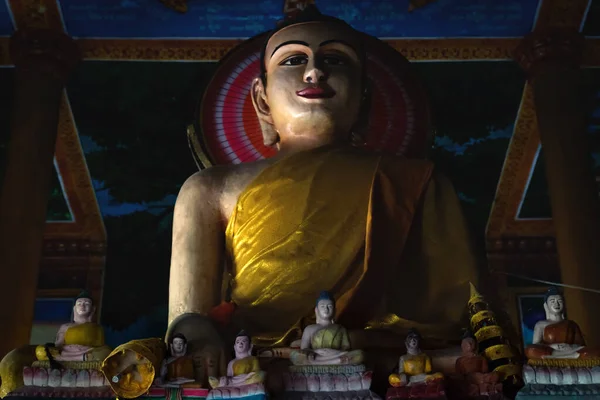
{"left": 199, "top": 33, "right": 431, "bottom": 165}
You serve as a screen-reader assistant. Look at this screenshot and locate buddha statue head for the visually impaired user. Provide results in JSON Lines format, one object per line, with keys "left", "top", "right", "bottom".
{"left": 251, "top": 4, "right": 368, "bottom": 151}
{"left": 543, "top": 286, "right": 565, "bottom": 320}
{"left": 73, "top": 290, "right": 95, "bottom": 323}
{"left": 169, "top": 333, "right": 188, "bottom": 358}
{"left": 405, "top": 329, "right": 422, "bottom": 354}
{"left": 461, "top": 332, "right": 477, "bottom": 356}
{"left": 315, "top": 290, "right": 335, "bottom": 325}
{"left": 234, "top": 330, "right": 252, "bottom": 359}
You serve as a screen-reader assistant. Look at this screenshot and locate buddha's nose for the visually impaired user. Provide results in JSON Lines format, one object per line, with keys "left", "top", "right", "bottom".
{"left": 304, "top": 66, "right": 327, "bottom": 84}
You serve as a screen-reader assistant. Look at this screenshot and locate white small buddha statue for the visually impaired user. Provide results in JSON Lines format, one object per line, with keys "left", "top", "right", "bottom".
{"left": 35, "top": 290, "right": 111, "bottom": 363}
{"left": 157, "top": 333, "right": 195, "bottom": 385}
{"left": 525, "top": 287, "right": 599, "bottom": 360}
{"left": 290, "top": 291, "right": 364, "bottom": 366}
{"left": 209, "top": 331, "right": 265, "bottom": 388}
{"left": 389, "top": 329, "right": 443, "bottom": 387}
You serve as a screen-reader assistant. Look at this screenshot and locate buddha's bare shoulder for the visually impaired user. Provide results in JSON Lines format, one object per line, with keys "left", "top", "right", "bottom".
{"left": 177, "top": 160, "right": 273, "bottom": 217}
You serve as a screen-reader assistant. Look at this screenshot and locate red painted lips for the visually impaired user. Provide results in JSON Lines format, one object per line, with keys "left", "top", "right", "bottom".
{"left": 296, "top": 86, "right": 336, "bottom": 99}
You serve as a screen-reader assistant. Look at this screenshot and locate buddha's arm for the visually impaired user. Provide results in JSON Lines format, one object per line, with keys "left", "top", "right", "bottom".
{"left": 532, "top": 322, "right": 544, "bottom": 345}
{"left": 300, "top": 326, "right": 314, "bottom": 350}
{"left": 55, "top": 324, "right": 69, "bottom": 346}
{"left": 168, "top": 172, "right": 225, "bottom": 324}
{"left": 341, "top": 328, "right": 351, "bottom": 351}
{"left": 397, "top": 356, "right": 405, "bottom": 374}
{"left": 424, "top": 355, "right": 432, "bottom": 374}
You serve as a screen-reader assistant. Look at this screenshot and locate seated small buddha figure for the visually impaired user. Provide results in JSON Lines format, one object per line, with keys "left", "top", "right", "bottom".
{"left": 209, "top": 331, "right": 265, "bottom": 388}
{"left": 157, "top": 333, "right": 195, "bottom": 385}
{"left": 290, "top": 291, "right": 364, "bottom": 366}
{"left": 389, "top": 329, "right": 443, "bottom": 387}
{"left": 454, "top": 334, "right": 501, "bottom": 397}
{"left": 35, "top": 290, "right": 111, "bottom": 362}
{"left": 525, "top": 287, "right": 600, "bottom": 360}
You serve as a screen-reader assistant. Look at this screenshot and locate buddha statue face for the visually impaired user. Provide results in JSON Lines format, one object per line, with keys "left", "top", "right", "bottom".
{"left": 171, "top": 337, "right": 187, "bottom": 357}
{"left": 405, "top": 332, "right": 420, "bottom": 352}
{"left": 544, "top": 294, "right": 565, "bottom": 318}
{"left": 316, "top": 298, "right": 335, "bottom": 321}
{"left": 461, "top": 337, "right": 477, "bottom": 355}
{"left": 73, "top": 297, "right": 94, "bottom": 322}
{"left": 252, "top": 21, "right": 364, "bottom": 150}
{"left": 234, "top": 334, "right": 252, "bottom": 357}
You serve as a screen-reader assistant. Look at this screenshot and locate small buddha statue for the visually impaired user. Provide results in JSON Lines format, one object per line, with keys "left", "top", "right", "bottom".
{"left": 454, "top": 334, "right": 501, "bottom": 397}
{"left": 208, "top": 331, "right": 265, "bottom": 388}
{"left": 290, "top": 291, "right": 364, "bottom": 366}
{"left": 35, "top": 290, "right": 111, "bottom": 362}
{"left": 389, "top": 329, "right": 443, "bottom": 387}
{"left": 525, "top": 287, "right": 600, "bottom": 360}
{"left": 157, "top": 333, "right": 195, "bottom": 385}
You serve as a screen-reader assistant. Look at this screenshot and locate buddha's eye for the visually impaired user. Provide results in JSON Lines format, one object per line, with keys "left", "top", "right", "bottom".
{"left": 323, "top": 55, "right": 347, "bottom": 65}
{"left": 281, "top": 55, "right": 308, "bottom": 66}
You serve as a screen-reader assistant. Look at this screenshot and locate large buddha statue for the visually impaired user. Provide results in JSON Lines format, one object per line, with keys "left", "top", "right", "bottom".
{"left": 525, "top": 287, "right": 600, "bottom": 360}
{"left": 290, "top": 291, "right": 364, "bottom": 366}
{"left": 167, "top": 5, "right": 477, "bottom": 352}
{"left": 35, "top": 290, "right": 111, "bottom": 363}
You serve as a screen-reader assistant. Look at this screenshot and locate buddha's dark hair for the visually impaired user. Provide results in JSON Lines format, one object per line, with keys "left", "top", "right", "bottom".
{"left": 544, "top": 286, "right": 562, "bottom": 303}
{"left": 236, "top": 329, "right": 252, "bottom": 341}
{"left": 75, "top": 289, "right": 93, "bottom": 303}
{"left": 170, "top": 332, "right": 188, "bottom": 344}
{"left": 406, "top": 328, "right": 422, "bottom": 341}
{"left": 259, "top": 4, "right": 366, "bottom": 86}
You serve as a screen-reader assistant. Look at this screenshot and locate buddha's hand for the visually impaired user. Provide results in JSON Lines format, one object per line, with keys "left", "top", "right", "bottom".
{"left": 550, "top": 343, "right": 581, "bottom": 351}
{"left": 301, "top": 349, "right": 316, "bottom": 362}
{"left": 219, "top": 376, "right": 229, "bottom": 387}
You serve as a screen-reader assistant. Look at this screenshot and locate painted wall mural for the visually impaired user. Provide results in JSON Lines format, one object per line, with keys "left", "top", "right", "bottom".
{"left": 58, "top": 0, "right": 540, "bottom": 39}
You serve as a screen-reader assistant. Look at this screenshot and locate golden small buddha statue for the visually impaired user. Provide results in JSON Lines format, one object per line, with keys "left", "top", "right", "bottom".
{"left": 290, "top": 291, "right": 364, "bottom": 366}
{"left": 35, "top": 290, "right": 111, "bottom": 363}
{"left": 525, "top": 287, "right": 600, "bottom": 360}
{"left": 208, "top": 331, "right": 265, "bottom": 388}
{"left": 389, "top": 329, "right": 443, "bottom": 387}
{"left": 167, "top": 4, "right": 477, "bottom": 358}
{"left": 156, "top": 333, "right": 195, "bottom": 385}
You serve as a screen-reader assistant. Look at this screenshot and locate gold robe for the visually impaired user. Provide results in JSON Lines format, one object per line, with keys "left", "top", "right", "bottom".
{"left": 226, "top": 145, "right": 477, "bottom": 344}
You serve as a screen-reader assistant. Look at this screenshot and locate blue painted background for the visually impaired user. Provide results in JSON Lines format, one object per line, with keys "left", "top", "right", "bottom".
{"left": 59, "top": 0, "right": 540, "bottom": 39}
{"left": 0, "top": 1, "right": 13, "bottom": 36}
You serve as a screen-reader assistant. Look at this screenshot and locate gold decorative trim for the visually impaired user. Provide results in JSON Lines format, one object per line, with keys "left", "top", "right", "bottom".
{"left": 76, "top": 38, "right": 521, "bottom": 62}
{"left": 7, "top": 0, "right": 64, "bottom": 31}
{"left": 484, "top": 344, "right": 516, "bottom": 361}
{"left": 43, "top": 92, "right": 106, "bottom": 242}
{"left": 475, "top": 325, "right": 504, "bottom": 343}
{"left": 486, "top": 84, "right": 555, "bottom": 239}
{"left": 494, "top": 364, "right": 522, "bottom": 380}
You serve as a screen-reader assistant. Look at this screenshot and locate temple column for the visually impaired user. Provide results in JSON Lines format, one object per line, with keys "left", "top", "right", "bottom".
{"left": 0, "top": 29, "right": 79, "bottom": 358}
{"left": 515, "top": 29, "right": 600, "bottom": 346}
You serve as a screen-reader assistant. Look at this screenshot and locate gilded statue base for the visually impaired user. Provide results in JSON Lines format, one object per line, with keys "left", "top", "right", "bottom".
{"left": 385, "top": 382, "right": 447, "bottom": 400}
{"left": 207, "top": 383, "right": 266, "bottom": 400}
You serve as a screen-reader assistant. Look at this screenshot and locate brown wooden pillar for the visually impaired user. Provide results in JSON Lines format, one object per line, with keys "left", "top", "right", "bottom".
{"left": 0, "top": 29, "right": 79, "bottom": 358}
{"left": 515, "top": 29, "right": 600, "bottom": 347}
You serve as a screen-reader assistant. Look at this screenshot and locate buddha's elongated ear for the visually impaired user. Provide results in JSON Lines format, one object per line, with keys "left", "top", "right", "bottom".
{"left": 351, "top": 82, "right": 371, "bottom": 146}
{"left": 251, "top": 78, "right": 279, "bottom": 147}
